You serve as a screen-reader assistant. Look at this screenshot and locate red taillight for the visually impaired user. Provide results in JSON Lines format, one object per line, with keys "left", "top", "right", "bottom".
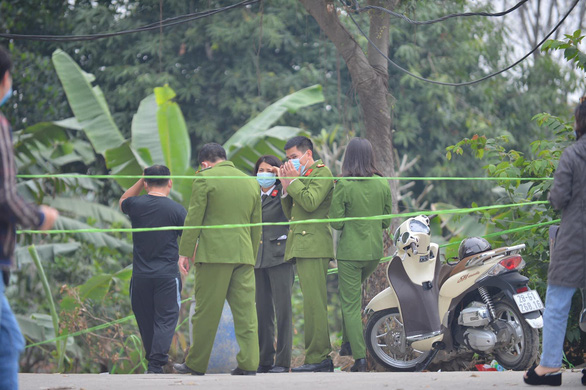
{"left": 516, "top": 286, "right": 529, "bottom": 293}
{"left": 500, "top": 255, "right": 523, "bottom": 270}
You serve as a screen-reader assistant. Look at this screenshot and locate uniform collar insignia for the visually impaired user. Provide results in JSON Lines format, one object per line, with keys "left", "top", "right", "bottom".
{"left": 304, "top": 169, "right": 313, "bottom": 177}
{"left": 271, "top": 189, "right": 279, "bottom": 197}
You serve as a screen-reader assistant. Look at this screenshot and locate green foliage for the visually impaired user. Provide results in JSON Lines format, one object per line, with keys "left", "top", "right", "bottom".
{"left": 378, "top": 1, "right": 581, "bottom": 208}
{"left": 28, "top": 245, "right": 67, "bottom": 371}
{"left": 224, "top": 84, "right": 324, "bottom": 172}
{"left": 542, "top": 30, "right": 586, "bottom": 72}
{"left": 445, "top": 29, "right": 586, "bottom": 349}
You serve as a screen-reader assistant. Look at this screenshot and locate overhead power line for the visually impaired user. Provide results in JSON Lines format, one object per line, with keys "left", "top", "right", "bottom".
{"left": 343, "top": 0, "right": 579, "bottom": 87}
{"left": 346, "top": 0, "right": 530, "bottom": 25}
{"left": 0, "top": 0, "right": 259, "bottom": 42}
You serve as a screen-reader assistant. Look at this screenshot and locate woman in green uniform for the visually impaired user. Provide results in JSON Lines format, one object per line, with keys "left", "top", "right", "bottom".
{"left": 329, "top": 138, "right": 392, "bottom": 372}
{"left": 254, "top": 155, "right": 294, "bottom": 373}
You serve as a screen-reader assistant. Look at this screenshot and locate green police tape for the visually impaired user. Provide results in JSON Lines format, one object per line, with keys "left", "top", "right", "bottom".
{"left": 24, "top": 297, "right": 193, "bottom": 349}
{"left": 17, "top": 200, "right": 547, "bottom": 235}
{"left": 325, "top": 218, "right": 561, "bottom": 275}
{"left": 17, "top": 174, "right": 553, "bottom": 181}
{"left": 23, "top": 218, "right": 558, "bottom": 350}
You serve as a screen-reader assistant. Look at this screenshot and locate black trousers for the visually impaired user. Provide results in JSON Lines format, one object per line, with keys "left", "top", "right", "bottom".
{"left": 255, "top": 263, "right": 294, "bottom": 368}
{"left": 130, "top": 276, "right": 181, "bottom": 369}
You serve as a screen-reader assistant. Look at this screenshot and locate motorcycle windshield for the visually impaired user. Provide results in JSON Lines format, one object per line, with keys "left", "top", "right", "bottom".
{"left": 409, "top": 220, "right": 430, "bottom": 234}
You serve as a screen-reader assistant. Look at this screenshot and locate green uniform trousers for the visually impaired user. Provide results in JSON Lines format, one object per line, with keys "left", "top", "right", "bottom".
{"left": 338, "top": 259, "right": 380, "bottom": 359}
{"left": 295, "top": 257, "right": 331, "bottom": 364}
{"left": 255, "top": 262, "right": 294, "bottom": 368}
{"left": 185, "top": 263, "right": 259, "bottom": 373}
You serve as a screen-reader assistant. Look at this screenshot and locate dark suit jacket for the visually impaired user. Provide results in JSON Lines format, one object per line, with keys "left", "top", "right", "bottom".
{"left": 256, "top": 183, "right": 289, "bottom": 268}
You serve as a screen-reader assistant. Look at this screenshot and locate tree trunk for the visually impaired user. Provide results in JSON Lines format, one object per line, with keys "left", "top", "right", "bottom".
{"left": 298, "top": 0, "right": 399, "bottom": 213}
{"left": 298, "top": 0, "right": 400, "bottom": 368}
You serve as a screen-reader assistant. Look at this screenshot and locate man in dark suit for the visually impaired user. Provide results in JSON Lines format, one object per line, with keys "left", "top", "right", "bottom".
{"left": 254, "top": 155, "right": 293, "bottom": 374}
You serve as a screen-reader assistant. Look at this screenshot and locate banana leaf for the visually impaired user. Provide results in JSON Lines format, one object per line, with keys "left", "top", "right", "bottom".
{"left": 52, "top": 49, "right": 125, "bottom": 154}
{"left": 46, "top": 197, "right": 131, "bottom": 228}
{"left": 223, "top": 84, "right": 324, "bottom": 171}
{"left": 52, "top": 216, "right": 132, "bottom": 254}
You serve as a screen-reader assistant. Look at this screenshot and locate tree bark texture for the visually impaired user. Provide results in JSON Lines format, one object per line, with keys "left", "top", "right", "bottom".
{"left": 298, "top": 3, "right": 401, "bottom": 365}
{"left": 298, "top": 0, "right": 399, "bottom": 215}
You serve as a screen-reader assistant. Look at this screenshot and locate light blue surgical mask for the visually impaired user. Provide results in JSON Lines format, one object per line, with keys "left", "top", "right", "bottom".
{"left": 290, "top": 151, "right": 307, "bottom": 174}
{"left": 290, "top": 158, "right": 301, "bottom": 171}
{"left": 0, "top": 88, "right": 12, "bottom": 107}
{"left": 257, "top": 172, "right": 276, "bottom": 188}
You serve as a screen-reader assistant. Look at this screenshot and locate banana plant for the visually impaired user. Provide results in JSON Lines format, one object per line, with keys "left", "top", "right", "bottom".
{"left": 52, "top": 49, "right": 194, "bottom": 205}
{"left": 223, "top": 84, "right": 324, "bottom": 173}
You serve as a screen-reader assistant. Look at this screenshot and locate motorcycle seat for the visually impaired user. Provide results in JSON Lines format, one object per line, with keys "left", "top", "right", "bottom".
{"left": 438, "top": 262, "right": 456, "bottom": 287}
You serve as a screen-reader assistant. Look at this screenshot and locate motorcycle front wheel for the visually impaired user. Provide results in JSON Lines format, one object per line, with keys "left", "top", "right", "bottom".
{"left": 492, "top": 300, "right": 539, "bottom": 370}
{"left": 365, "top": 308, "right": 431, "bottom": 371}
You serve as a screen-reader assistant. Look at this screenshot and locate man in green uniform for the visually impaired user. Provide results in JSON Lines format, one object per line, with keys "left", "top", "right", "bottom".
{"left": 279, "top": 136, "right": 334, "bottom": 372}
{"left": 173, "top": 143, "right": 261, "bottom": 376}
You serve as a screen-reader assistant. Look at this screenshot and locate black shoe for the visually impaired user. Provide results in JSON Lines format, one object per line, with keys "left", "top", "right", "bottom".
{"left": 582, "top": 368, "right": 586, "bottom": 386}
{"left": 339, "top": 342, "right": 352, "bottom": 357}
{"left": 146, "top": 364, "right": 164, "bottom": 374}
{"left": 268, "top": 366, "right": 289, "bottom": 373}
{"left": 292, "top": 359, "right": 334, "bottom": 373}
{"left": 231, "top": 367, "right": 256, "bottom": 376}
{"left": 257, "top": 365, "right": 272, "bottom": 373}
{"left": 523, "top": 365, "right": 561, "bottom": 386}
{"left": 350, "top": 358, "right": 367, "bottom": 372}
{"left": 173, "top": 363, "right": 204, "bottom": 376}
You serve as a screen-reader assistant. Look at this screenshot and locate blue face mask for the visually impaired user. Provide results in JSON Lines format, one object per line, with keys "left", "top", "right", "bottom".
{"left": 290, "top": 151, "right": 307, "bottom": 174}
{"left": 257, "top": 172, "right": 276, "bottom": 188}
{"left": 0, "top": 88, "right": 12, "bottom": 107}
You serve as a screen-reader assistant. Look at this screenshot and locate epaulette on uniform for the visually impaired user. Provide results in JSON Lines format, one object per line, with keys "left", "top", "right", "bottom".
{"left": 195, "top": 166, "right": 211, "bottom": 175}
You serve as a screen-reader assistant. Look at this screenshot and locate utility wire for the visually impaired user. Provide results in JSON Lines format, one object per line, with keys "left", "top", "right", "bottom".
{"left": 346, "top": 0, "right": 530, "bottom": 25}
{"left": 0, "top": 0, "right": 259, "bottom": 42}
{"left": 343, "top": 0, "right": 579, "bottom": 87}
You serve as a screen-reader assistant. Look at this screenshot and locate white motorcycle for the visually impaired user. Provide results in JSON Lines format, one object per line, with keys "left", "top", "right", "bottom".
{"left": 364, "top": 215, "right": 544, "bottom": 371}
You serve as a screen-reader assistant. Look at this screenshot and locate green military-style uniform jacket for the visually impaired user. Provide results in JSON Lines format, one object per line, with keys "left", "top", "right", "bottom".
{"left": 179, "top": 160, "right": 261, "bottom": 264}
{"left": 256, "top": 183, "right": 289, "bottom": 268}
{"left": 329, "top": 176, "right": 392, "bottom": 260}
{"left": 281, "top": 159, "right": 334, "bottom": 261}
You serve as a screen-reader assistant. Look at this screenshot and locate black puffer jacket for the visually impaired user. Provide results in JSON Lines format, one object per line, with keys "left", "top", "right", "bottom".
{"left": 548, "top": 136, "right": 586, "bottom": 288}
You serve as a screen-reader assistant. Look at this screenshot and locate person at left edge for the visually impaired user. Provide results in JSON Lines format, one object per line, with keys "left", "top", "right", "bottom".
{"left": 0, "top": 45, "right": 59, "bottom": 390}
{"left": 173, "top": 143, "right": 261, "bottom": 376}
{"left": 119, "top": 165, "right": 186, "bottom": 374}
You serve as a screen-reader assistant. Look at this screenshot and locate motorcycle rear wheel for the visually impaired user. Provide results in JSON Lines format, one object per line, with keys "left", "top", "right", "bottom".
{"left": 365, "top": 308, "right": 431, "bottom": 371}
{"left": 492, "top": 300, "right": 539, "bottom": 370}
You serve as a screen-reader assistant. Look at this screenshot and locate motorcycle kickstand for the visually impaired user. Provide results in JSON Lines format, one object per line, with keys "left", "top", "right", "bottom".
{"left": 414, "top": 341, "right": 446, "bottom": 372}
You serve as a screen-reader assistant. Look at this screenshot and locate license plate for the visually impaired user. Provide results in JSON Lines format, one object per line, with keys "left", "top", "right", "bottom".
{"left": 513, "top": 290, "right": 544, "bottom": 314}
